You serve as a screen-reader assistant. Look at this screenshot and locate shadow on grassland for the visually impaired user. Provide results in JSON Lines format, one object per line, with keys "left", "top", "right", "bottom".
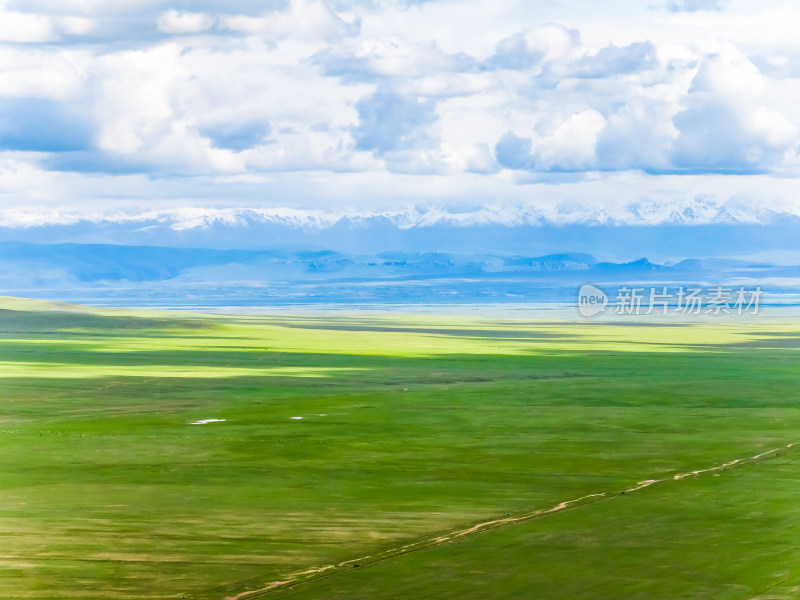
{"left": 0, "top": 308, "right": 213, "bottom": 333}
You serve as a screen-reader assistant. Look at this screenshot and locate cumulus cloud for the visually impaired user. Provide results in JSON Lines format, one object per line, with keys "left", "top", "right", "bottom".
{"left": 495, "top": 132, "right": 535, "bottom": 170}
{"left": 671, "top": 48, "right": 798, "bottom": 171}
{"left": 157, "top": 10, "right": 216, "bottom": 34}
{"left": 329, "top": 0, "right": 435, "bottom": 9}
{"left": 199, "top": 119, "right": 273, "bottom": 151}
{"left": 353, "top": 90, "right": 438, "bottom": 155}
{"left": 487, "top": 24, "right": 579, "bottom": 71}
{"left": 595, "top": 100, "right": 676, "bottom": 171}
{"left": 0, "top": 47, "right": 91, "bottom": 99}
{"left": 666, "top": 0, "right": 730, "bottom": 12}
{"left": 571, "top": 42, "right": 658, "bottom": 78}
{"left": 218, "top": 0, "right": 360, "bottom": 41}
{"left": 4, "top": 0, "right": 283, "bottom": 18}
{"left": 93, "top": 46, "right": 182, "bottom": 156}
{"left": 495, "top": 110, "right": 607, "bottom": 172}
{"left": 315, "top": 38, "right": 478, "bottom": 83}
{"left": 0, "top": 0, "right": 799, "bottom": 216}
{"left": 0, "top": 98, "right": 93, "bottom": 152}
{"left": 56, "top": 16, "right": 95, "bottom": 36}
{"left": 1, "top": 1, "right": 341, "bottom": 44}
{"left": 0, "top": 8, "right": 57, "bottom": 42}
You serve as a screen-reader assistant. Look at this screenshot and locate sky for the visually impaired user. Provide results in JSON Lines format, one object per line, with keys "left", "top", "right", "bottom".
{"left": 1, "top": 0, "right": 800, "bottom": 222}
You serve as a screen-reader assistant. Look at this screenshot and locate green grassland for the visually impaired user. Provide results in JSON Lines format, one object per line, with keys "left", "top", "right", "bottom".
{"left": 1, "top": 297, "right": 799, "bottom": 599}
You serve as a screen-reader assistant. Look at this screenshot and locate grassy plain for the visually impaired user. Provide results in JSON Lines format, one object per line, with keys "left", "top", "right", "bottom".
{"left": 0, "top": 297, "right": 799, "bottom": 599}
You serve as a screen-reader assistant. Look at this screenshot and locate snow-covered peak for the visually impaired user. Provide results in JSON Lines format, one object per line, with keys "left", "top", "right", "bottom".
{"left": 1, "top": 197, "right": 799, "bottom": 232}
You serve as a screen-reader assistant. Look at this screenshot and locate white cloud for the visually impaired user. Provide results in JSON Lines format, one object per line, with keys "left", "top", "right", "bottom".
{"left": 318, "top": 37, "right": 477, "bottom": 80}
{"left": 56, "top": 16, "right": 95, "bottom": 36}
{"left": 671, "top": 46, "right": 798, "bottom": 171}
{"left": 5, "top": 0, "right": 167, "bottom": 16}
{"left": 440, "top": 142, "right": 497, "bottom": 174}
{"left": 0, "top": 8, "right": 57, "bottom": 42}
{"left": 496, "top": 109, "right": 608, "bottom": 172}
{"left": 596, "top": 98, "right": 676, "bottom": 170}
{"left": 538, "top": 109, "right": 607, "bottom": 170}
{"left": 488, "top": 24, "right": 580, "bottom": 70}
{"left": 219, "top": 0, "right": 360, "bottom": 41}
{"left": 0, "top": 4, "right": 98, "bottom": 42}
{"left": 157, "top": 10, "right": 216, "bottom": 34}
{"left": 666, "top": 0, "right": 730, "bottom": 12}
{"left": 93, "top": 46, "right": 182, "bottom": 155}
{"left": 0, "top": 46, "right": 90, "bottom": 99}
{"left": 0, "top": 0, "right": 799, "bottom": 220}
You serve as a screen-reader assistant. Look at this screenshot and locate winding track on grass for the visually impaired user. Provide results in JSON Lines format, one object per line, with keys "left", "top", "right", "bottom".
{"left": 734, "top": 565, "right": 800, "bottom": 600}
{"left": 205, "top": 442, "right": 796, "bottom": 600}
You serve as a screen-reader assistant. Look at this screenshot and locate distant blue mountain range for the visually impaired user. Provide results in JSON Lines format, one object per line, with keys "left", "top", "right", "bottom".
{"left": 1, "top": 241, "right": 797, "bottom": 307}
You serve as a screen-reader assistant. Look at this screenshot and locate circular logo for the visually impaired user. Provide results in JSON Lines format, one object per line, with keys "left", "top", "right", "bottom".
{"left": 577, "top": 284, "right": 608, "bottom": 317}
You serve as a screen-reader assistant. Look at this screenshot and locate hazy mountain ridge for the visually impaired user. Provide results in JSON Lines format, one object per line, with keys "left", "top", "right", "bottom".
{"left": 0, "top": 242, "right": 600, "bottom": 285}
{"left": 2, "top": 241, "right": 797, "bottom": 307}
{"left": 1, "top": 241, "right": 795, "bottom": 285}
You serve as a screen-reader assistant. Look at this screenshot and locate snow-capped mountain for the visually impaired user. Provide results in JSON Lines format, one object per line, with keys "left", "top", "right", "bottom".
{"left": 1, "top": 199, "right": 799, "bottom": 269}
{"left": 1, "top": 197, "right": 799, "bottom": 235}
